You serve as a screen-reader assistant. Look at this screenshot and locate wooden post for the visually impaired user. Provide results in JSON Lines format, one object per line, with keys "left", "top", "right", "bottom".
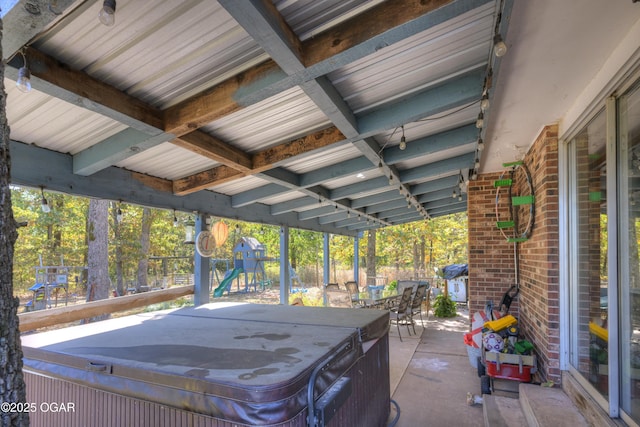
{"left": 19, "top": 285, "right": 194, "bottom": 332}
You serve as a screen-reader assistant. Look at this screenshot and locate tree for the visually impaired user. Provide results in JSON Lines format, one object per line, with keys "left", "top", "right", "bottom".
{"left": 111, "top": 202, "right": 125, "bottom": 296}
{"left": 0, "top": 21, "right": 30, "bottom": 425}
{"left": 86, "top": 199, "right": 110, "bottom": 305}
{"left": 136, "top": 207, "right": 153, "bottom": 291}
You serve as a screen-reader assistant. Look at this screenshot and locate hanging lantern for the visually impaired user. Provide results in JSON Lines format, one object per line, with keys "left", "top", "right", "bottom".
{"left": 184, "top": 219, "right": 196, "bottom": 245}
{"left": 212, "top": 221, "right": 229, "bottom": 247}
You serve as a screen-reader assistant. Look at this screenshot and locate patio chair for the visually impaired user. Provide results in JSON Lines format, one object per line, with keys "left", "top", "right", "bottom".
{"left": 325, "top": 290, "right": 355, "bottom": 308}
{"left": 397, "top": 280, "right": 419, "bottom": 297}
{"left": 324, "top": 283, "right": 340, "bottom": 291}
{"left": 409, "top": 284, "right": 430, "bottom": 334}
{"left": 344, "top": 281, "right": 360, "bottom": 306}
{"left": 389, "top": 286, "right": 414, "bottom": 342}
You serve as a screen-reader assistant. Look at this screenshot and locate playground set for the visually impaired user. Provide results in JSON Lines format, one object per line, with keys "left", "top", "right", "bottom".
{"left": 211, "top": 236, "right": 307, "bottom": 297}
{"left": 24, "top": 256, "right": 85, "bottom": 312}
{"left": 212, "top": 237, "right": 273, "bottom": 297}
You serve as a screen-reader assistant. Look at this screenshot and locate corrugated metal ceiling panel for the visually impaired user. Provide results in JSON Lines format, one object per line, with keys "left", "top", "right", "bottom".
{"left": 281, "top": 144, "right": 362, "bottom": 174}
{"left": 330, "top": 2, "right": 494, "bottom": 114}
{"left": 209, "top": 175, "right": 272, "bottom": 196}
{"left": 116, "top": 142, "right": 217, "bottom": 181}
{"left": 274, "top": 0, "right": 382, "bottom": 40}
{"left": 201, "top": 86, "right": 331, "bottom": 153}
{"left": 5, "top": 80, "right": 126, "bottom": 155}
{"left": 33, "top": 0, "right": 267, "bottom": 109}
{"left": 258, "top": 190, "right": 310, "bottom": 206}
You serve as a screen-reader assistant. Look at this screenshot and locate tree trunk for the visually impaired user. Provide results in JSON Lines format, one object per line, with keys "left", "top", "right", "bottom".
{"left": 111, "top": 203, "right": 124, "bottom": 296}
{"left": 86, "top": 199, "right": 110, "bottom": 320}
{"left": 136, "top": 207, "right": 152, "bottom": 291}
{"left": 366, "top": 229, "right": 376, "bottom": 287}
{"left": 0, "top": 22, "right": 30, "bottom": 425}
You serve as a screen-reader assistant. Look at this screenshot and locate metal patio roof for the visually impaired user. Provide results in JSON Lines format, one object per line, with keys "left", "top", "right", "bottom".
{"left": 1, "top": 0, "right": 511, "bottom": 236}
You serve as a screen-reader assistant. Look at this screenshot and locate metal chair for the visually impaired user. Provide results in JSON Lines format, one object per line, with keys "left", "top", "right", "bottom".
{"left": 388, "top": 286, "right": 414, "bottom": 341}
{"left": 409, "top": 284, "right": 430, "bottom": 334}
{"left": 344, "top": 281, "right": 360, "bottom": 306}
{"left": 325, "top": 290, "right": 354, "bottom": 308}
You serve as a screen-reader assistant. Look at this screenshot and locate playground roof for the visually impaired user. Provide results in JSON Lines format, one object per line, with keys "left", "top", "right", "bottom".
{"left": 4, "top": 1, "right": 631, "bottom": 236}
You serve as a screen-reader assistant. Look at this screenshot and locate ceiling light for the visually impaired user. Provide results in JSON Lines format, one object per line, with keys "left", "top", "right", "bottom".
{"left": 98, "top": 0, "right": 116, "bottom": 26}
{"left": 478, "top": 138, "right": 485, "bottom": 151}
{"left": 480, "top": 94, "right": 490, "bottom": 112}
{"left": 476, "top": 112, "right": 484, "bottom": 129}
{"left": 399, "top": 125, "right": 407, "bottom": 150}
{"left": 471, "top": 170, "right": 478, "bottom": 180}
{"left": 116, "top": 204, "right": 123, "bottom": 223}
{"left": 16, "top": 50, "right": 31, "bottom": 93}
{"left": 452, "top": 189, "right": 457, "bottom": 199}
{"left": 40, "top": 188, "right": 50, "bottom": 213}
{"left": 475, "top": 157, "right": 480, "bottom": 169}
{"left": 173, "top": 210, "right": 178, "bottom": 227}
{"left": 493, "top": 34, "right": 507, "bottom": 57}
{"left": 458, "top": 194, "right": 463, "bottom": 202}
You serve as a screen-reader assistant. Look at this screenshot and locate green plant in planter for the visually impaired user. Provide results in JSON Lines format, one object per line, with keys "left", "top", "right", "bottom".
{"left": 387, "top": 280, "right": 397, "bottom": 292}
{"left": 433, "top": 293, "right": 457, "bottom": 318}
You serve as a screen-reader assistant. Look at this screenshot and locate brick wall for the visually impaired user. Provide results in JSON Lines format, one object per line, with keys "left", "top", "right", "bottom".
{"left": 468, "top": 125, "right": 560, "bottom": 383}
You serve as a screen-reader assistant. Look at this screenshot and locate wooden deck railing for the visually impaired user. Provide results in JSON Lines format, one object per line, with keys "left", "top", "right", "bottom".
{"left": 18, "top": 285, "right": 195, "bottom": 332}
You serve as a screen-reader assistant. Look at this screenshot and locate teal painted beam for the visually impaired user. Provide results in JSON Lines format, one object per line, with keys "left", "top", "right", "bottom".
{"left": 231, "top": 182, "right": 290, "bottom": 208}
{"left": 357, "top": 69, "right": 485, "bottom": 138}
{"left": 10, "top": 140, "right": 356, "bottom": 236}
{"left": 417, "top": 188, "right": 460, "bottom": 204}
{"left": 366, "top": 199, "right": 408, "bottom": 215}
{"left": 411, "top": 176, "right": 460, "bottom": 196}
{"left": 330, "top": 176, "right": 389, "bottom": 200}
{"left": 351, "top": 190, "right": 403, "bottom": 209}
{"left": 399, "top": 153, "right": 475, "bottom": 183}
{"left": 270, "top": 196, "right": 318, "bottom": 215}
{"left": 1, "top": 0, "right": 77, "bottom": 59}
{"left": 73, "top": 129, "right": 172, "bottom": 176}
{"left": 382, "top": 124, "right": 478, "bottom": 165}
{"left": 299, "top": 156, "right": 374, "bottom": 188}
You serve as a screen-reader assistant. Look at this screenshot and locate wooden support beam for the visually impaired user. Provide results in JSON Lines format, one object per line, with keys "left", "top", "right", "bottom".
{"left": 173, "top": 166, "right": 244, "bottom": 195}
{"left": 13, "top": 47, "right": 164, "bottom": 133}
{"left": 18, "top": 286, "right": 195, "bottom": 332}
{"left": 302, "top": 0, "right": 453, "bottom": 67}
{"left": 172, "top": 130, "right": 252, "bottom": 172}
{"left": 173, "top": 126, "right": 346, "bottom": 195}
{"left": 163, "top": 60, "right": 282, "bottom": 137}
{"left": 163, "top": 0, "right": 457, "bottom": 137}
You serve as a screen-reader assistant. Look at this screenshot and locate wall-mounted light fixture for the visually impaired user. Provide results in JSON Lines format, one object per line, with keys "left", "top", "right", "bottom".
{"left": 98, "top": 0, "right": 116, "bottom": 26}
{"left": 40, "top": 187, "right": 51, "bottom": 213}
{"left": 16, "top": 50, "right": 31, "bottom": 93}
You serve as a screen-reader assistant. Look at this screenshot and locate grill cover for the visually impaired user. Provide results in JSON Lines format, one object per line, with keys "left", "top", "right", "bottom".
{"left": 22, "top": 303, "right": 389, "bottom": 426}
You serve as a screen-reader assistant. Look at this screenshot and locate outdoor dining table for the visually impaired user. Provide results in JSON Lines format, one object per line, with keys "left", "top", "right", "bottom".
{"left": 357, "top": 289, "right": 400, "bottom": 309}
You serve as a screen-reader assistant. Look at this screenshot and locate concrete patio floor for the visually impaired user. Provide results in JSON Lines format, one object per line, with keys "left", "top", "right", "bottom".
{"left": 388, "top": 308, "right": 487, "bottom": 427}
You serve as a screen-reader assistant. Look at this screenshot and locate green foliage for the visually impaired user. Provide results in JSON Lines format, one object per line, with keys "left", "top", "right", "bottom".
{"left": 432, "top": 294, "right": 457, "bottom": 318}
{"left": 387, "top": 280, "right": 397, "bottom": 291}
{"left": 10, "top": 186, "right": 469, "bottom": 295}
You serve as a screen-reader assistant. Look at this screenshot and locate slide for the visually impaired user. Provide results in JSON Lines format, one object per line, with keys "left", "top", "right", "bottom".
{"left": 213, "top": 268, "right": 243, "bottom": 298}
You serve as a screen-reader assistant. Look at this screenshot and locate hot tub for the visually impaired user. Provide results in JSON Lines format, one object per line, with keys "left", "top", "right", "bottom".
{"left": 22, "top": 303, "right": 390, "bottom": 427}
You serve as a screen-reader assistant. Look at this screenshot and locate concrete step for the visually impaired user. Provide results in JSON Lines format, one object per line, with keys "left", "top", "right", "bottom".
{"left": 519, "top": 383, "right": 589, "bottom": 427}
{"left": 483, "top": 394, "right": 527, "bottom": 427}
{"left": 484, "top": 384, "right": 589, "bottom": 427}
